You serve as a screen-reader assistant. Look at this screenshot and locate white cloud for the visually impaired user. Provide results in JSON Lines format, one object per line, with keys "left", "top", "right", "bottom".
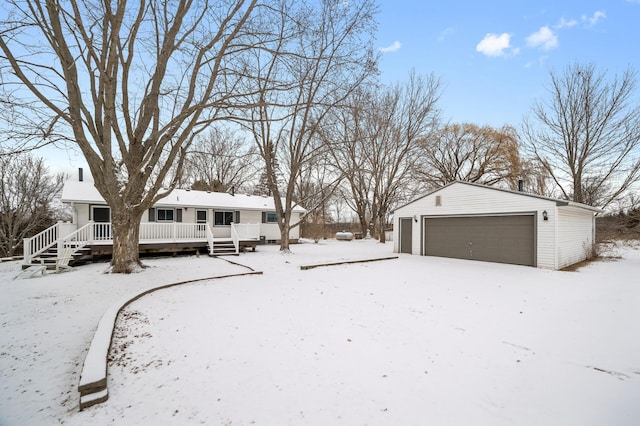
{"left": 526, "top": 26, "right": 558, "bottom": 50}
{"left": 438, "top": 27, "right": 455, "bottom": 42}
{"left": 554, "top": 17, "right": 578, "bottom": 29}
{"left": 475, "top": 33, "right": 511, "bottom": 57}
{"left": 582, "top": 10, "right": 606, "bottom": 27}
{"left": 379, "top": 41, "right": 401, "bottom": 53}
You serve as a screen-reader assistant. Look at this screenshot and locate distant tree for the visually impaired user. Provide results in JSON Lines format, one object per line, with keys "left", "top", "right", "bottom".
{"left": 0, "top": 0, "right": 262, "bottom": 272}
{"left": 522, "top": 63, "right": 640, "bottom": 208}
{"left": 516, "top": 158, "right": 555, "bottom": 196}
{"left": 417, "top": 123, "right": 521, "bottom": 188}
{"left": 0, "top": 153, "right": 64, "bottom": 257}
{"left": 183, "top": 127, "right": 258, "bottom": 193}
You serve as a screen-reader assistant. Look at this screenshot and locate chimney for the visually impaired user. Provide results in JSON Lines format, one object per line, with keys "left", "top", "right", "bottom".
{"left": 231, "top": 185, "right": 235, "bottom": 196}
{"left": 79, "top": 168, "right": 84, "bottom": 182}
{"left": 518, "top": 179, "right": 523, "bottom": 192}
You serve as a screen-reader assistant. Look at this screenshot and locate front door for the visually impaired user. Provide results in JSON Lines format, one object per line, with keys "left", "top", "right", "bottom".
{"left": 196, "top": 210, "right": 207, "bottom": 236}
{"left": 400, "top": 217, "right": 413, "bottom": 254}
{"left": 92, "top": 206, "right": 111, "bottom": 239}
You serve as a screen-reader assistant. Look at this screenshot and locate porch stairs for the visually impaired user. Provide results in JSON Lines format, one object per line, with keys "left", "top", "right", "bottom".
{"left": 209, "top": 239, "right": 238, "bottom": 257}
{"left": 23, "top": 244, "right": 92, "bottom": 270}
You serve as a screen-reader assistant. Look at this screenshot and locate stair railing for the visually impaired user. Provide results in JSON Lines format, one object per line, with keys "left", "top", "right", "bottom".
{"left": 23, "top": 222, "right": 61, "bottom": 265}
{"left": 230, "top": 223, "right": 240, "bottom": 254}
{"left": 56, "top": 221, "right": 99, "bottom": 257}
{"left": 206, "top": 223, "right": 215, "bottom": 255}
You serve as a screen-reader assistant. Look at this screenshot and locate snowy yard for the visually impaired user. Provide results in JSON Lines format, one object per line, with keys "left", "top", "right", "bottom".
{"left": 1, "top": 239, "right": 640, "bottom": 425}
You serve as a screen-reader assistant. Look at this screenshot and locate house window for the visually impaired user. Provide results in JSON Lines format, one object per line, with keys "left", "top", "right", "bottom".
{"left": 214, "top": 211, "right": 235, "bottom": 226}
{"left": 262, "top": 211, "right": 278, "bottom": 223}
{"left": 157, "top": 208, "right": 174, "bottom": 222}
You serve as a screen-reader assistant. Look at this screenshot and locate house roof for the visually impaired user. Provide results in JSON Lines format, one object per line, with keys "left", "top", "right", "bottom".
{"left": 392, "top": 181, "right": 603, "bottom": 214}
{"left": 61, "top": 180, "right": 306, "bottom": 213}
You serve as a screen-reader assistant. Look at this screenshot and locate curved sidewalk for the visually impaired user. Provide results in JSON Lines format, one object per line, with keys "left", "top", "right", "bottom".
{"left": 78, "top": 266, "right": 262, "bottom": 410}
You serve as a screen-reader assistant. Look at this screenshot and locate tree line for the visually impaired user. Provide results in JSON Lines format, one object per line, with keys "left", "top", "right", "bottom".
{"left": 1, "top": 1, "right": 639, "bottom": 271}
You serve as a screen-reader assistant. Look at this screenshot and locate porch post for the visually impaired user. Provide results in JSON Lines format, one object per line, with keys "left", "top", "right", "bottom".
{"left": 23, "top": 238, "right": 31, "bottom": 264}
{"left": 89, "top": 220, "right": 95, "bottom": 244}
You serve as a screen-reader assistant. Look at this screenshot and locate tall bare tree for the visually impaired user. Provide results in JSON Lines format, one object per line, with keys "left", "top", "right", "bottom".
{"left": 326, "top": 72, "right": 441, "bottom": 242}
{"left": 417, "top": 123, "right": 521, "bottom": 188}
{"left": 522, "top": 62, "right": 640, "bottom": 208}
{"left": 183, "top": 127, "right": 258, "bottom": 193}
{"left": 0, "top": 153, "right": 64, "bottom": 257}
{"left": 0, "top": 0, "right": 261, "bottom": 272}
{"left": 242, "top": 0, "right": 378, "bottom": 251}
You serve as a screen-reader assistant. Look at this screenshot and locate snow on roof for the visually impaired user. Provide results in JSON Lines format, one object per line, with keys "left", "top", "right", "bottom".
{"left": 392, "top": 180, "right": 603, "bottom": 214}
{"left": 61, "top": 180, "right": 306, "bottom": 213}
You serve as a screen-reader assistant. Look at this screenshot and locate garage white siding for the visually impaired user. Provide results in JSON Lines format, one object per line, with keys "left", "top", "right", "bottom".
{"left": 392, "top": 181, "right": 600, "bottom": 270}
{"left": 556, "top": 207, "right": 595, "bottom": 269}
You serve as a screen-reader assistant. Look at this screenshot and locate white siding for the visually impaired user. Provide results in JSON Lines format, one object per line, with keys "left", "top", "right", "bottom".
{"left": 393, "top": 183, "right": 558, "bottom": 269}
{"left": 76, "top": 204, "right": 90, "bottom": 227}
{"left": 241, "top": 210, "right": 262, "bottom": 224}
{"left": 556, "top": 207, "right": 595, "bottom": 269}
{"left": 259, "top": 213, "right": 301, "bottom": 241}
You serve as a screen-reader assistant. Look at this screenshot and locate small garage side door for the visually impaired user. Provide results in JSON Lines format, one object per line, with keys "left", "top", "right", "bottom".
{"left": 423, "top": 215, "right": 535, "bottom": 266}
{"left": 399, "top": 218, "right": 413, "bottom": 253}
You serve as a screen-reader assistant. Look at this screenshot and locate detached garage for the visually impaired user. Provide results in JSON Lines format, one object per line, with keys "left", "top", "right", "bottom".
{"left": 393, "top": 181, "right": 601, "bottom": 270}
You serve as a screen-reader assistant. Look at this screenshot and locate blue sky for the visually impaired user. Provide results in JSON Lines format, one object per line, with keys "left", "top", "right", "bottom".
{"left": 375, "top": 0, "right": 640, "bottom": 127}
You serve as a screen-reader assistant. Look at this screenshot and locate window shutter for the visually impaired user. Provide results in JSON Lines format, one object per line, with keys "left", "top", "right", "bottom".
{"left": 235, "top": 211, "right": 240, "bottom": 223}
{"left": 148, "top": 208, "right": 156, "bottom": 222}
{"left": 262, "top": 212, "right": 266, "bottom": 223}
{"left": 176, "top": 209, "right": 183, "bottom": 223}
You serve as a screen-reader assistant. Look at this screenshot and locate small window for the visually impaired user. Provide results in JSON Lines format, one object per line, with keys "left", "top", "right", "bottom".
{"left": 214, "top": 211, "right": 235, "bottom": 226}
{"left": 262, "top": 211, "right": 278, "bottom": 223}
{"left": 435, "top": 195, "right": 441, "bottom": 206}
{"left": 157, "top": 208, "right": 174, "bottom": 222}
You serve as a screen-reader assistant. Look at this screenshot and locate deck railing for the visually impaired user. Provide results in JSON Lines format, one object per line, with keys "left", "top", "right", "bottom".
{"left": 139, "top": 222, "right": 208, "bottom": 241}
{"left": 24, "top": 221, "right": 250, "bottom": 264}
{"left": 232, "top": 223, "right": 261, "bottom": 240}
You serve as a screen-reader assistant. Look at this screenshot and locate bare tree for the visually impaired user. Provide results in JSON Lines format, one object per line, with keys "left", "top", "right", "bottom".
{"left": 522, "top": 62, "right": 640, "bottom": 208}
{"left": 323, "top": 89, "right": 374, "bottom": 235}
{"left": 0, "top": 0, "right": 262, "bottom": 272}
{"left": 183, "top": 127, "right": 258, "bottom": 193}
{"left": 418, "top": 123, "right": 521, "bottom": 188}
{"left": 0, "top": 153, "right": 64, "bottom": 257}
{"left": 242, "top": 0, "right": 378, "bottom": 251}
{"left": 326, "top": 72, "right": 441, "bottom": 242}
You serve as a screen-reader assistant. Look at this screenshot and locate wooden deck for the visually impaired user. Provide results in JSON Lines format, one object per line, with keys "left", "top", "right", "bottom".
{"left": 87, "top": 238, "right": 260, "bottom": 256}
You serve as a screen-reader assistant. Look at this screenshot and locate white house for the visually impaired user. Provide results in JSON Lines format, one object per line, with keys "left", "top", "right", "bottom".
{"left": 23, "top": 178, "right": 305, "bottom": 268}
{"left": 392, "top": 181, "right": 602, "bottom": 270}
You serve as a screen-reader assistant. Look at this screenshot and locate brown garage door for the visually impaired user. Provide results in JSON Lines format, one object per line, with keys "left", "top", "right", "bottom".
{"left": 424, "top": 215, "right": 535, "bottom": 266}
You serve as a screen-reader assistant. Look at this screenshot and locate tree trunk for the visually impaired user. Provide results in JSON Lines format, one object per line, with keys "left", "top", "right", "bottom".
{"left": 280, "top": 223, "right": 291, "bottom": 252}
{"left": 359, "top": 214, "right": 369, "bottom": 236}
{"left": 110, "top": 209, "right": 144, "bottom": 273}
{"left": 378, "top": 214, "right": 386, "bottom": 243}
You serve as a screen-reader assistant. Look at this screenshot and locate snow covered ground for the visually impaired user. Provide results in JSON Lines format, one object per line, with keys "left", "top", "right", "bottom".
{"left": 1, "top": 239, "right": 639, "bottom": 425}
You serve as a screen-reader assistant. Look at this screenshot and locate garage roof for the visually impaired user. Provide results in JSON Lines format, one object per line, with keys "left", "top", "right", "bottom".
{"left": 392, "top": 181, "right": 602, "bottom": 213}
